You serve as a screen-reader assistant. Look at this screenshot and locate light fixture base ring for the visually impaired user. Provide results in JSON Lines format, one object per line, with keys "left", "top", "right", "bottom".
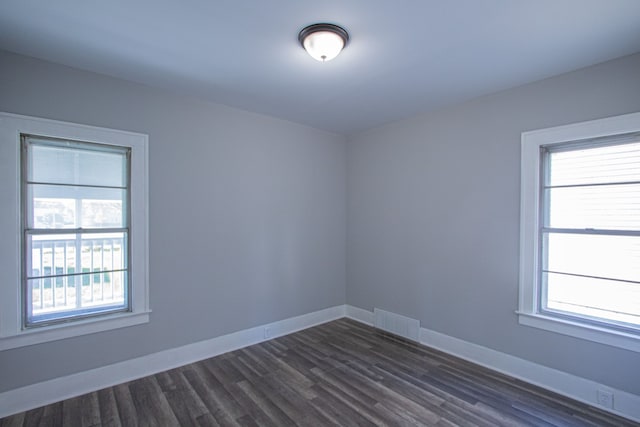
{"left": 298, "top": 23, "right": 349, "bottom": 48}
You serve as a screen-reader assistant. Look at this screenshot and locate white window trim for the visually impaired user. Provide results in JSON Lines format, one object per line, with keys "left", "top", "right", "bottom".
{"left": 0, "top": 112, "right": 150, "bottom": 350}
{"left": 518, "top": 111, "right": 640, "bottom": 353}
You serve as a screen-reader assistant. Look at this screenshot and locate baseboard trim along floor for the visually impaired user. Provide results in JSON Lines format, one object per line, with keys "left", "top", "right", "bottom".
{"left": 1, "top": 304, "right": 639, "bottom": 422}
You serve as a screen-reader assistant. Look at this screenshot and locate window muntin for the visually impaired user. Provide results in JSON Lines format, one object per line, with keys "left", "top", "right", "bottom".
{"left": 22, "top": 136, "right": 131, "bottom": 327}
{"left": 539, "top": 138, "right": 640, "bottom": 331}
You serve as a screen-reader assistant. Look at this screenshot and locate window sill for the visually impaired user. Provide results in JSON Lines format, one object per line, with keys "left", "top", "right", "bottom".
{"left": 0, "top": 310, "right": 151, "bottom": 351}
{"left": 517, "top": 311, "right": 639, "bottom": 353}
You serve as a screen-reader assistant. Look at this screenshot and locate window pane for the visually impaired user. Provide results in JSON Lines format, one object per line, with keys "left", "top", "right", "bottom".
{"left": 29, "top": 197, "right": 76, "bottom": 229}
{"left": 28, "top": 141, "right": 127, "bottom": 187}
{"left": 80, "top": 232, "right": 127, "bottom": 273}
{"left": 548, "top": 141, "right": 640, "bottom": 186}
{"left": 81, "top": 199, "right": 125, "bottom": 228}
{"left": 545, "top": 233, "right": 640, "bottom": 283}
{"left": 77, "top": 270, "right": 127, "bottom": 310}
{"left": 546, "top": 184, "right": 640, "bottom": 230}
{"left": 27, "top": 234, "right": 77, "bottom": 279}
{"left": 28, "top": 184, "right": 126, "bottom": 229}
{"left": 28, "top": 271, "right": 127, "bottom": 322}
{"left": 545, "top": 272, "right": 640, "bottom": 327}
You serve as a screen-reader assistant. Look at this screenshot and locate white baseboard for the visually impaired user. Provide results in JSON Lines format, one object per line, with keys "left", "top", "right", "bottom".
{"left": 344, "top": 305, "right": 640, "bottom": 423}
{"left": 0, "top": 305, "right": 346, "bottom": 418}
{"left": 346, "top": 304, "right": 373, "bottom": 325}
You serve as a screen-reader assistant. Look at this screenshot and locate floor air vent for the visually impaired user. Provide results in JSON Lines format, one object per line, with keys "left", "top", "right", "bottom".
{"left": 373, "top": 308, "right": 420, "bottom": 342}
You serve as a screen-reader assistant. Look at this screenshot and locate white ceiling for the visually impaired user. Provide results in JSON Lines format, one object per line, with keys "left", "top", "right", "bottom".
{"left": 1, "top": 1, "right": 640, "bottom": 135}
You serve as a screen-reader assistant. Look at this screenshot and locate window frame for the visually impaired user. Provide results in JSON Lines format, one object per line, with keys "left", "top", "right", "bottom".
{"left": 0, "top": 112, "right": 150, "bottom": 350}
{"left": 519, "top": 111, "right": 640, "bottom": 353}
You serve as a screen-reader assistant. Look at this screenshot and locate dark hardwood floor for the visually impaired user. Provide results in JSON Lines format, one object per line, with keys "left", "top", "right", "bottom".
{"left": 1, "top": 318, "right": 637, "bottom": 426}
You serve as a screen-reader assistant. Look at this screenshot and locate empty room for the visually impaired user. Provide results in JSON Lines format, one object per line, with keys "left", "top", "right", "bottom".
{"left": 1, "top": 1, "right": 640, "bottom": 425}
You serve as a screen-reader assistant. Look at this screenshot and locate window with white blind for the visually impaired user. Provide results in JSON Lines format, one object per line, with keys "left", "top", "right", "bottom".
{"left": 0, "top": 112, "right": 149, "bottom": 350}
{"left": 541, "top": 138, "right": 640, "bottom": 327}
{"left": 23, "top": 136, "right": 131, "bottom": 327}
{"left": 519, "top": 112, "right": 640, "bottom": 352}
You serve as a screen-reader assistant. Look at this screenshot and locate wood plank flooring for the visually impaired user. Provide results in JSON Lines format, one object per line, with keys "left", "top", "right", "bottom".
{"left": 1, "top": 318, "right": 637, "bottom": 426}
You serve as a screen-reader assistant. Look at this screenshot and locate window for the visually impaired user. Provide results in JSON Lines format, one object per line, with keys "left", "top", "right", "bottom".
{"left": 23, "top": 136, "right": 130, "bottom": 326}
{"left": 519, "top": 112, "right": 640, "bottom": 352}
{"left": 0, "top": 113, "right": 149, "bottom": 350}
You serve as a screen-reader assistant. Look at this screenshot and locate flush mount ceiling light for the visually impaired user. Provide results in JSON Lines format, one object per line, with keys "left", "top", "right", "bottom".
{"left": 298, "top": 23, "right": 349, "bottom": 62}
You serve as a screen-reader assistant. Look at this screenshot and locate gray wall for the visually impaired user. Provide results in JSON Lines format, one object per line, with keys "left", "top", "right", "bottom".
{"left": 2, "top": 47, "right": 639, "bottom": 398}
{"left": 347, "top": 53, "right": 640, "bottom": 394}
{"left": 0, "top": 50, "right": 347, "bottom": 392}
